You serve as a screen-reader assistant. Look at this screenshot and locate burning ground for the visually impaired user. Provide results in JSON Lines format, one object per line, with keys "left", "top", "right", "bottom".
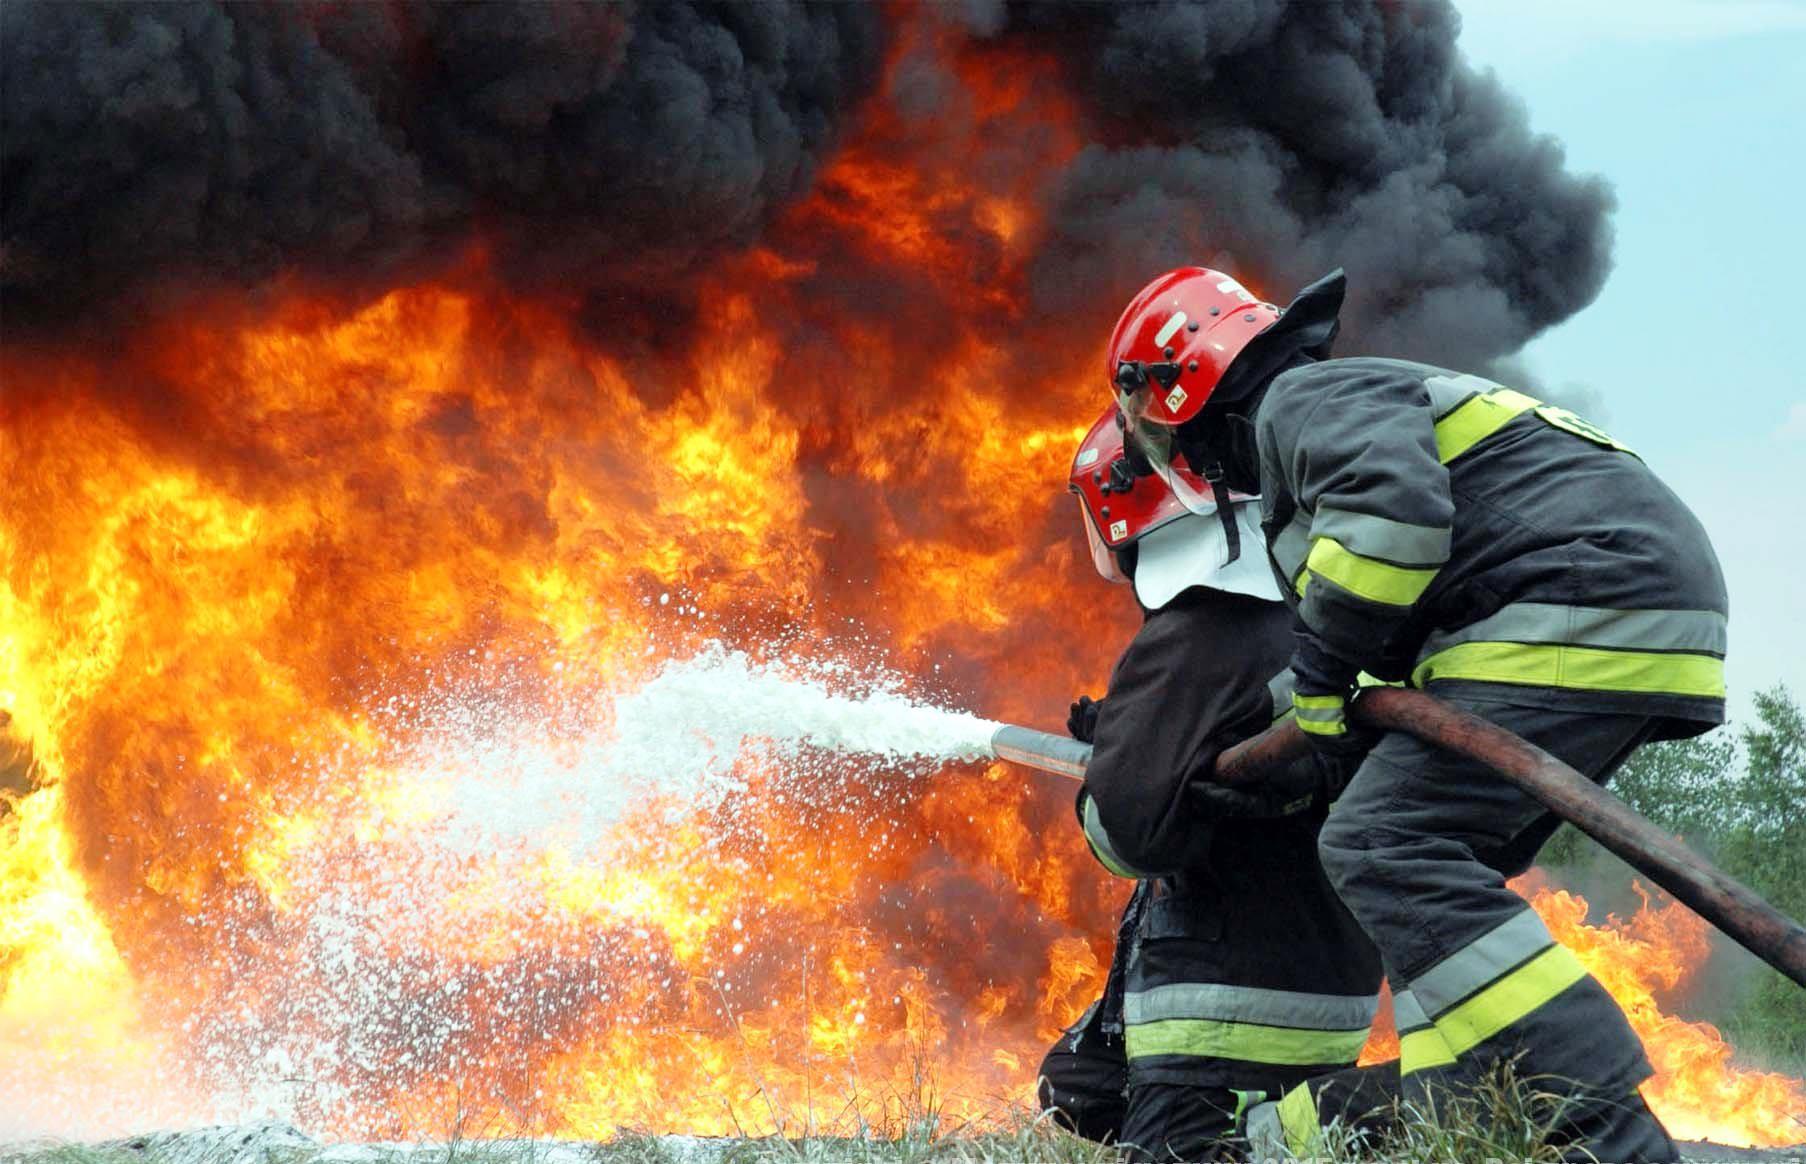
{"left": 1, "top": 0, "right": 1802, "bottom": 1149}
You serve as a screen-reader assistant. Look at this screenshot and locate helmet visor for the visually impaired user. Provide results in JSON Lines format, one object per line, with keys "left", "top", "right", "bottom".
{"left": 1114, "top": 379, "right": 1221, "bottom": 518}
{"left": 1077, "top": 498, "right": 1130, "bottom": 585}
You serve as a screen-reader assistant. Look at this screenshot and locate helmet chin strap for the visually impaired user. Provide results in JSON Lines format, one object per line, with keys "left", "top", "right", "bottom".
{"left": 1203, "top": 463, "right": 1242, "bottom": 565}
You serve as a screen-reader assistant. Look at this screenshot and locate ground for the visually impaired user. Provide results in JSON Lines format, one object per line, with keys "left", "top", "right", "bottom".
{"left": 3, "top": 1124, "right": 1802, "bottom": 1164}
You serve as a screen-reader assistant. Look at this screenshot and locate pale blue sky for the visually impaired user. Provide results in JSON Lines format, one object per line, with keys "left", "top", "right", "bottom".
{"left": 1455, "top": 0, "right": 1806, "bottom": 718}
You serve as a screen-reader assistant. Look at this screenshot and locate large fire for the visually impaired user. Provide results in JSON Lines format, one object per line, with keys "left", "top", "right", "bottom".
{"left": 1, "top": 15, "right": 1800, "bottom": 1152}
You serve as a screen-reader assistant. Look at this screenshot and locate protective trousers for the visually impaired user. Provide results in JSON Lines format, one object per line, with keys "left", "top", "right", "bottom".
{"left": 1244, "top": 1062, "right": 1401, "bottom": 1159}
{"left": 1039, "top": 998, "right": 1128, "bottom": 1144}
{"left": 1039, "top": 1003, "right": 1255, "bottom": 1162}
{"left": 1316, "top": 693, "right": 1678, "bottom": 1163}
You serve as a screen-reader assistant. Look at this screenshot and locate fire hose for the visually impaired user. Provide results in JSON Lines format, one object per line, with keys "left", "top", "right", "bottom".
{"left": 988, "top": 686, "right": 1806, "bottom": 990}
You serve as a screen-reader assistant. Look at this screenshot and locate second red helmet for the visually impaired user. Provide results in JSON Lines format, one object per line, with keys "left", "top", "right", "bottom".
{"left": 1069, "top": 405, "right": 1202, "bottom": 584}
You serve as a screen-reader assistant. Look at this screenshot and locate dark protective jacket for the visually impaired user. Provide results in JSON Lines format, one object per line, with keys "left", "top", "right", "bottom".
{"left": 1075, "top": 588, "right": 1383, "bottom": 1094}
{"left": 1256, "top": 358, "right": 1727, "bottom": 733}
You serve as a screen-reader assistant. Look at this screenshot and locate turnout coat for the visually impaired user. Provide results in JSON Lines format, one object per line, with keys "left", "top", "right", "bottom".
{"left": 1076, "top": 587, "right": 1383, "bottom": 1094}
{"left": 1256, "top": 357, "right": 1728, "bottom": 732}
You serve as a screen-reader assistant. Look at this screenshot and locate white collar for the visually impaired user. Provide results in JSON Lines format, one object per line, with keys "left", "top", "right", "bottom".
{"left": 1133, "top": 502, "right": 1281, "bottom": 608}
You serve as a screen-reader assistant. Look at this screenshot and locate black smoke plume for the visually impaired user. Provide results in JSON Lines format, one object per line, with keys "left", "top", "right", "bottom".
{"left": 1, "top": 1, "right": 888, "bottom": 330}
{"left": 1004, "top": 0, "right": 1615, "bottom": 366}
{"left": 3, "top": 0, "right": 1611, "bottom": 369}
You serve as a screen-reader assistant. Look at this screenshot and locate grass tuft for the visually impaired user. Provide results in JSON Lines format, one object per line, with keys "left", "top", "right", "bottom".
{"left": 1286, "top": 1062, "right": 1583, "bottom": 1164}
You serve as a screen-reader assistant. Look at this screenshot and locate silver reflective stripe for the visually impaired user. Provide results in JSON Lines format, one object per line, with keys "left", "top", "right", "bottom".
{"left": 1270, "top": 511, "right": 1313, "bottom": 584}
{"left": 1420, "top": 603, "right": 1728, "bottom": 659}
{"left": 1082, "top": 796, "right": 1148, "bottom": 879}
{"left": 1124, "top": 982, "right": 1380, "bottom": 1032}
{"left": 1311, "top": 505, "right": 1451, "bottom": 568}
{"left": 1267, "top": 670, "right": 1297, "bottom": 722}
{"left": 1407, "top": 910, "right": 1554, "bottom": 1018}
{"left": 1291, "top": 702, "right": 1343, "bottom": 728}
{"left": 1392, "top": 988, "right": 1432, "bottom": 1033}
{"left": 1425, "top": 372, "right": 1505, "bottom": 417}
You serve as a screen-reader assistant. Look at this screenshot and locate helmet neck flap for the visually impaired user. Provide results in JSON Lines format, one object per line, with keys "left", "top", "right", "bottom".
{"left": 1176, "top": 268, "right": 1350, "bottom": 494}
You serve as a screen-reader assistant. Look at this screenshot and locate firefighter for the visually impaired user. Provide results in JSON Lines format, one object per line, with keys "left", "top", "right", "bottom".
{"left": 1105, "top": 266, "right": 1728, "bottom": 1162}
{"left": 1038, "top": 407, "right": 1389, "bottom": 1162}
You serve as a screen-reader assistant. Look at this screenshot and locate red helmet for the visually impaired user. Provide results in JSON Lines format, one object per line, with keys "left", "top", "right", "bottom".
{"left": 1107, "top": 267, "right": 1279, "bottom": 516}
{"left": 1069, "top": 406, "right": 1200, "bottom": 584}
{"left": 1106, "top": 267, "right": 1280, "bottom": 427}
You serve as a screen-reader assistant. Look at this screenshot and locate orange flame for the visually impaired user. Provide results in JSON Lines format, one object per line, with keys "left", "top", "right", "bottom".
{"left": 1528, "top": 879, "right": 1806, "bottom": 1147}
{"left": 0, "top": 13, "right": 1799, "bottom": 1150}
{"left": 1353, "top": 880, "right": 1806, "bottom": 1147}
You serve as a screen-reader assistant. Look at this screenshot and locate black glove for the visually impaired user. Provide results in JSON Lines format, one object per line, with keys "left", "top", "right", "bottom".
{"left": 1067, "top": 695, "right": 1104, "bottom": 744}
{"left": 1289, "top": 629, "right": 1373, "bottom": 758}
{"left": 1191, "top": 771, "right": 1322, "bottom": 820}
{"left": 1310, "top": 747, "right": 1368, "bottom": 801}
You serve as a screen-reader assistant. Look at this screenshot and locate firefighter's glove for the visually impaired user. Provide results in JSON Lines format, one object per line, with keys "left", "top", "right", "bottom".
{"left": 1192, "top": 773, "right": 1318, "bottom": 820}
{"left": 1067, "top": 695, "right": 1104, "bottom": 744}
{"left": 1289, "top": 631, "right": 1370, "bottom": 759}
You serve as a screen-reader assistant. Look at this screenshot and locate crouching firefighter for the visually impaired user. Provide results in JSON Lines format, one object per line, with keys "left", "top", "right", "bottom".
{"left": 1107, "top": 266, "right": 1730, "bottom": 1162}
{"left": 1037, "top": 407, "right": 1393, "bottom": 1162}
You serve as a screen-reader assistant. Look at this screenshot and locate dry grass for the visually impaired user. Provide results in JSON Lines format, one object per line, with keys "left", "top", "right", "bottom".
{"left": 6, "top": 1064, "right": 1796, "bottom": 1164}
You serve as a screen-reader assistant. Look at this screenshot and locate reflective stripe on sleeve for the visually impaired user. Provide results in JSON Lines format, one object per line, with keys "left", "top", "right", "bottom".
{"left": 1267, "top": 670, "right": 1298, "bottom": 723}
{"left": 1302, "top": 536, "right": 1439, "bottom": 607}
{"left": 1080, "top": 795, "right": 1148, "bottom": 880}
{"left": 1270, "top": 512, "right": 1313, "bottom": 591}
{"left": 1311, "top": 505, "right": 1451, "bottom": 569}
{"left": 1291, "top": 692, "right": 1347, "bottom": 737}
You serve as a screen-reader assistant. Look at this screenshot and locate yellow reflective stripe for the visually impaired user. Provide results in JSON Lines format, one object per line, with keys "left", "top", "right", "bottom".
{"left": 1433, "top": 388, "right": 1540, "bottom": 463}
{"left": 1081, "top": 797, "right": 1145, "bottom": 880}
{"left": 1430, "top": 945, "right": 1589, "bottom": 1060}
{"left": 1125, "top": 1018, "right": 1370, "bottom": 1067}
{"left": 1086, "top": 839, "right": 1139, "bottom": 879}
{"left": 1412, "top": 641, "right": 1727, "bottom": 700}
{"left": 1305, "top": 536, "right": 1439, "bottom": 607}
{"left": 1399, "top": 1026, "right": 1459, "bottom": 1076}
{"left": 1277, "top": 1082, "right": 1320, "bottom": 1155}
{"left": 1292, "top": 693, "right": 1347, "bottom": 737}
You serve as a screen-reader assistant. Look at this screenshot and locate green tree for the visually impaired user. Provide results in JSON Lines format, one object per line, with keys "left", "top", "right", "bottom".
{"left": 1537, "top": 687, "right": 1806, "bottom": 1068}
{"left": 1537, "top": 730, "right": 1737, "bottom": 869}
{"left": 1720, "top": 687, "right": 1806, "bottom": 1062}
